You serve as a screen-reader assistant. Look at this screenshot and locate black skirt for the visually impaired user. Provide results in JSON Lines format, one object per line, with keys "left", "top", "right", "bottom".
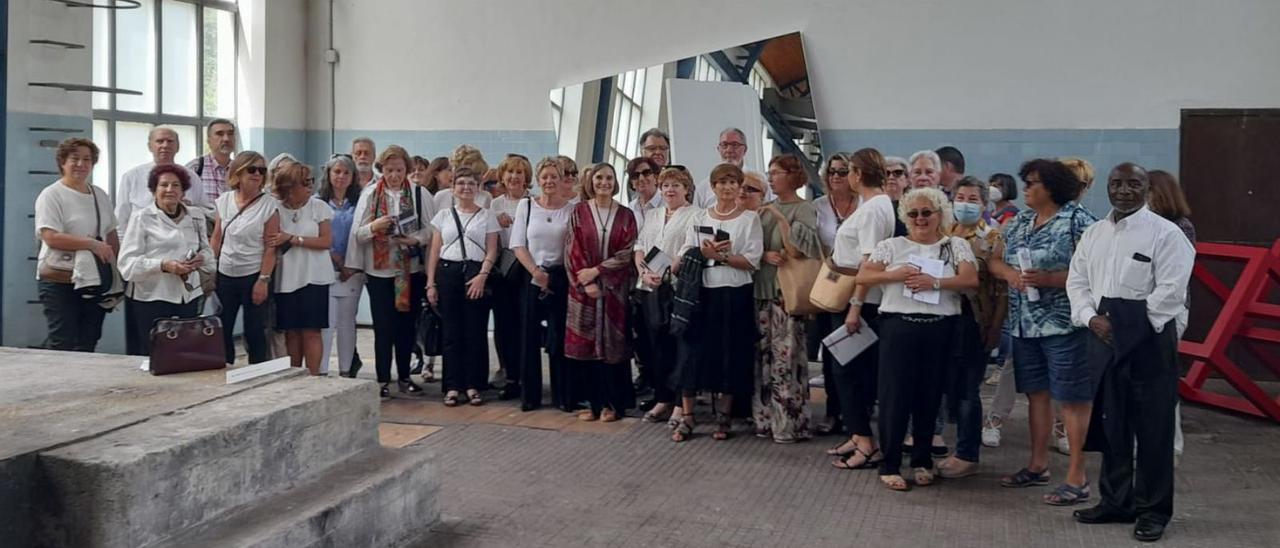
{"left": 274, "top": 283, "right": 330, "bottom": 330}
{"left": 678, "top": 284, "right": 757, "bottom": 397}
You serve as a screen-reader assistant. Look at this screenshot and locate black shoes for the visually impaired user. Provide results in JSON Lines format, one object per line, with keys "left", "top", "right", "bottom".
{"left": 1073, "top": 505, "right": 1136, "bottom": 524}
{"left": 499, "top": 383, "right": 521, "bottom": 401}
{"left": 398, "top": 379, "right": 424, "bottom": 395}
{"left": 1133, "top": 519, "right": 1166, "bottom": 542}
{"left": 379, "top": 384, "right": 390, "bottom": 399}
{"left": 346, "top": 356, "right": 363, "bottom": 378}
{"left": 521, "top": 402, "right": 541, "bottom": 412}
{"left": 814, "top": 419, "right": 845, "bottom": 436}
{"left": 638, "top": 399, "right": 658, "bottom": 412}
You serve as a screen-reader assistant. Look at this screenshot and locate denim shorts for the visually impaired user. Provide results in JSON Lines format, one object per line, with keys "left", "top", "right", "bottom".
{"left": 1012, "top": 330, "right": 1094, "bottom": 403}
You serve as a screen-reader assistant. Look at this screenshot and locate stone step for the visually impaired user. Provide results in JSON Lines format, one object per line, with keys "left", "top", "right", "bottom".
{"left": 155, "top": 446, "right": 439, "bottom": 548}
{"left": 36, "top": 376, "right": 381, "bottom": 548}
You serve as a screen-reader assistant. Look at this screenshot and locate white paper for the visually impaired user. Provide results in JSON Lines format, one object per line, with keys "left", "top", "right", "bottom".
{"left": 643, "top": 247, "right": 673, "bottom": 274}
{"left": 226, "top": 357, "right": 291, "bottom": 384}
{"left": 823, "top": 324, "right": 879, "bottom": 366}
{"left": 902, "top": 254, "right": 945, "bottom": 305}
{"left": 1016, "top": 248, "right": 1041, "bottom": 302}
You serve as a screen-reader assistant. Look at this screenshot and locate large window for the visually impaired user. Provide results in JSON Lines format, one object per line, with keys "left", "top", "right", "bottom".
{"left": 606, "top": 68, "right": 647, "bottom": 195}
{"left": 92, "top": 0, "right": 238, "bottom": 196}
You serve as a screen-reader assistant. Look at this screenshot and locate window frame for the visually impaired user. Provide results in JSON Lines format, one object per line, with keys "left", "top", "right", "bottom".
{"left": 606, "top": 68, "right": 647, "bottom": 194}
{"left": 92, "top": 0, "right": 239, "bottom": 199}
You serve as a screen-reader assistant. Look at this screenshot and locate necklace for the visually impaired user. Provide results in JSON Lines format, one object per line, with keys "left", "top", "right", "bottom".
{"left": 831, "top": 194, "right": 855, "bottom": 221}
{"left": 591, "top": 201, "right": 616, "bottom": 254}
{"left": 712, "top": 203, "right": 740, "bottom": 217}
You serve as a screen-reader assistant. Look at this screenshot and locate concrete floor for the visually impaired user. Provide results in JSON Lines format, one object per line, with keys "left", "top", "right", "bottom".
{"left": 329, "top": 329, "right": 1280, "bottom": 548}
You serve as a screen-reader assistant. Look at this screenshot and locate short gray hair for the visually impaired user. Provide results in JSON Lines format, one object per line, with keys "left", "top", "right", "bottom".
{"left": 908, "top": 150, "right": 941, "bottom": 172}
{"left": 351, "top": 136, "right": 375, "bottom": 150}
{"left": 148, "top": 126, "right": 179, "bottom": 142}
{"left": 719, "top": 127, "right": 747, "bottom": 144}
{"left": 953, "top": 176, "right": 990, "bottom": 205}
{"left": 884, "top": 156, "right": 908, "bottom": 171}
{"left": 899, "top": 187, "right": 954, "bottom": 233}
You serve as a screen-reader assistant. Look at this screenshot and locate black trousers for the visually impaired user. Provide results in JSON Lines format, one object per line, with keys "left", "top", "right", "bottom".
{"left": 1089, "top": 309, "right": 1179, "bottom": 524}
{"left": 579, "top": 359, "right": 633, "bottom": 414}
{"left": 38, "top": 281, "right": 107, "bottom": 352}
{"left": 831, "top": 304, "right": 880, "bottom": 436}
{"left": 516, "top": 266, "right": 571, "bottom": 408}
{"left": 366, "top": 272, "right": 425, "bottom": 384}
{"left": 491, "top": 270, "right": 522, "bottom": 381}
{"left": 124, "top": 297, "right": 141, "bottom": 355}
{"left": 876, "top": 314, "right": 954, "bottom": 475}
{"left": 128, "top": 298, "right": 200, "bottom": 356}
{"left": 630, "top": 292, "right": 654, "bottom": 384}
{"left": 814, "top": 310, "right": 844, "bottom": 420}
{"left": 438, "top": 261, "right": 490, "bottom": 392}
{"left": 215, "top": 273, "right": 270, "bottom": 364}
{"left": 645, "top": 323, "right": 679, "bottom": 404}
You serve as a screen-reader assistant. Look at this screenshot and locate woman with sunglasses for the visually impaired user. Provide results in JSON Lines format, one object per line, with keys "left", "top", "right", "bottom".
{"left": 812, "top": 152, "right": 855, "bottom": 435}
{"left": 855, "top": 187, "right": 978, "bottom": 491}
{"left": 211, "top": 151, "right": 280, "bottom": 365}
{"left": 671, "top": 163, "right": 763, "bottom": 442}
{"left": 746, "top": 155, "right": 822, "bottom": 444}
{"left": 827, "top": 148, "right": 897, "bottom": 469}
{"left": 266, "top": 162, "right": 333, "bottom": 375}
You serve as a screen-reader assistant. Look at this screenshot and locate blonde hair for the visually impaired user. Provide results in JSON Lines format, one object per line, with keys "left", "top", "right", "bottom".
{"left": 376, "top": 145, "right": 412, "bottom": 171}
{"left": 497, "top": 155, "right": 533, "bottom": 188}
{"left": 1060, "top": 156, "right": 1095, "bottom": 196}
{"left": 226, "top": 151, "right": 266, "bottom": 190}
{"left": 451, "top": 144, "right": 489, "bottom": 175}
{"left": 658, "top": 166, "right": 694, "bottom": 201}
{"left": 898, "top": 187, "right": 954, "bottom": 233}
{"left": 535, "top": 156, "right": 563, "bottom": 179}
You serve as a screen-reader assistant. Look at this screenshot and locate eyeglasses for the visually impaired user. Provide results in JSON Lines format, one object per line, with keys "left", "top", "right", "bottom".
{"left": 631, "top": 169, "right": 654, "bottom": 178}
{"left": 454, "top": 180, "right": 480, "bottom": 187}
{"left": 886, "top": 169, "right": 906, "bottom": 178}
{"left": 642, "top": 145, "right": 670, "bottom": 153}
{"left": 905, "top": 209, "right": 936, "bottom": 219}
{"left": 827, "top": 168, "right": 850, "bottom": 177}
{"left": 243, "top": 166, "right": 268, "bottom": 176}
{"left": 742, "top": 186, "right": 763, "bottom": 195}
{"left": 718, "top": 142, "right": 747, "bottom": 150}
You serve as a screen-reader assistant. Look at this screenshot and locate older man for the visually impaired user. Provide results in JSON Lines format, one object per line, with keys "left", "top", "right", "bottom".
{"left": 352, "top": 136, "right": 378, "bottom": 187}
{"left": 1067, "top": 163, "right": 1194, "bottom": 542}
{"left": 693, "top": 127, "right": 773, "bottom": 207}
{"left": 116, "top": 127, "right": 207, "bottom": 237}
{"left": 638, "top": 128, "right": 671, "bottom": 167}
{"left": 186, "top": 118, "right": 236, "bottom": 203}
{"left": 936, "top": 145, "right": 965, "bottom": 194}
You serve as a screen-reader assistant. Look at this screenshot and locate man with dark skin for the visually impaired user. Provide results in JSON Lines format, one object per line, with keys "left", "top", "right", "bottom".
{"left": 1066, "top": 163, "right": 1195, "bottom": 542}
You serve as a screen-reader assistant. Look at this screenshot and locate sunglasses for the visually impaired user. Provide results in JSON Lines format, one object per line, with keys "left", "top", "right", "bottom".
{"left": 886, "top": 169, "right": 906, "bottom": 178}
{"left": 827, "top": 168, "right": 850, "bottom": 177}
{"left": 742, "top": 186, "right": 764, "bottom": 195}
{"left": 243, "top": 166, "right": 268, "bottom": 176}
{"left": 564, "top": 170, "right": 578, "bottom": 177}
{"left": 905, "top": 209, "right": 936, "bottom": 219}
{"left": 631, "top": 169, "right": 654, "bottom": 178}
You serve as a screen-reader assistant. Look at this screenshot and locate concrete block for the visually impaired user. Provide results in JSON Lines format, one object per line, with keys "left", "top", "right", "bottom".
{"left": 158, "top": 446, "right": 439, "bottom": 548}
{"left": 35, "top": 377, "right": 380, "bottom": 548}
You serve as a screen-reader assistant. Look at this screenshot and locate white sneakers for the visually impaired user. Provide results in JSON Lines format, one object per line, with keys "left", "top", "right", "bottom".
{"left": 982, "top": 416, "right": 1002, "bottom": 447}
{"left": 1053, "top": 421, "right": 1070, "bottom": 455}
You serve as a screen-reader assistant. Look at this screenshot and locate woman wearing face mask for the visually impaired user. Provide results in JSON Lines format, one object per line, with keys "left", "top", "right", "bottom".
{"left": 935, "top": 177, "right": 1008, "bottom": 479}
{"left": 988, "top": 173, "right": 1019, "bottom": 227}
{"left": 510, "top": 157, "right": 578, "bottom": 411}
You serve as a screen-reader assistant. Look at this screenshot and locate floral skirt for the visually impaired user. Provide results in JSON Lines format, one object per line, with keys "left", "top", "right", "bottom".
{"left": 751, "top": 298, "right": 812, "bottom": 442}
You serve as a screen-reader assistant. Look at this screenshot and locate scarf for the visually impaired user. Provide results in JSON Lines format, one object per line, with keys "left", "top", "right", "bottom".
{"left": 372, "top": 177, "right": 415, "bottom": 311}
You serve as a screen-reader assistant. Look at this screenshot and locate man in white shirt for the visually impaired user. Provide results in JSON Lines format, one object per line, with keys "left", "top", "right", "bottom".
{"left": 115, "top": 127, "right": 208, "bottom": 237}
{"left": 1066, "top": 163, "right": 1195, "bottom": 542}
{"left": 693, "top": 128, "right": 773, "bottom": 207}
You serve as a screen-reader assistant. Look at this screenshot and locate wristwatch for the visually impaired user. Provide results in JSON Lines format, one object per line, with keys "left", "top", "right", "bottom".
{"left": 848, "top": 297, "right": 863, "bottom": 307}
{"left": 931, "top": 279, "right": 941, "bottom": 291}
{"left": 258, "top": 274, "right": 271, "bottom": 282}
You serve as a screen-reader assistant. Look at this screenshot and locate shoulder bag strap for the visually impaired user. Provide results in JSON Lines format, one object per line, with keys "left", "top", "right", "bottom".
{"left": 450, "top": 207, "right": 469, "bottom": 262}
{"left": 216, "top": 192, "right": 266, "bottom": 275}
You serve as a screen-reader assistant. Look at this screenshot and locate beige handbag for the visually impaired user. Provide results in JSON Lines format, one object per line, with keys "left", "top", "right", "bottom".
{"left": 778, "top": 255, "right": 824, "bottom": 316}
{"left": 808, "top": 257, "right": 858, "bottom": 313}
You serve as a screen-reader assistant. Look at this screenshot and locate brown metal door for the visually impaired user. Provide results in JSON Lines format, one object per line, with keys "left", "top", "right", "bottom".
{"left": 1180, "top": 109, "right": 1280, "bottom": 246}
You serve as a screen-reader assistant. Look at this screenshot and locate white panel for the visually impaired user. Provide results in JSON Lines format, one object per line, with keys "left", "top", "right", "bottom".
{"left": 664, "top": 79, "right": 764, "bottom": 183}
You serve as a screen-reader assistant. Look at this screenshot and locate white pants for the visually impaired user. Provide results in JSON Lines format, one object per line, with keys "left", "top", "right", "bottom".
{"left": 321, "top": 276, "right": 364, "bottom": 375}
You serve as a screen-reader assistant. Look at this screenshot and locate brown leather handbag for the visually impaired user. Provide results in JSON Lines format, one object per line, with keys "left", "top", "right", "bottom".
{"left": 149, "top": 315, "right": 226, "bottom": 375}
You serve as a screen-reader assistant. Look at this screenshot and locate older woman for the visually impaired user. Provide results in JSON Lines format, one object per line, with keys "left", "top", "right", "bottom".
{"left": 436, "top": 145, "right": 491, "bottom": 210}
{"left": 625, "top": 156, "right": 663, "bottom": 404}
{"left": 634, "top": 165, "right": 701, "bottom": 423}
{"left": 745, "top": 155, "right": 822, "bottom": 443}
{"left": 211, "top": 151, "right": 279, "bottom": 364}
{"left": 672, "top": 164, "right": 763, "bottom": 442}
{"left": 490, "top": 154, "right": 533, "bottom": 393}
{"left": 566, "top": 163, "right": 639, "bottom": 422}
{"left": 427, "top": 167, "right": 500, "bottom": 407}
{"left": 856, "top": 187, "right": 978, "bottom": 491}
{"left": 812, "top": 153, "right": 855, "bottom": 434}
{"left": 318, "top": 155, "right": 364, "bottom": 377}
{"left": 350, "top": 145, "right": 432, "bottom": 398}
{"left": 883, "top": 156, "right": 908, "bottom": 202}
{"left": 988, "top": 159, "right": 1096, "bottom": 504}
{"left": 827, "top": 148, "right": 896, "bottom": 469}
{"left": 936, "top": 176, "right": 1008, "bottom": 479}
{"left": 34, "top": 138, "right": 118, "bottom": 352}
{"left": 510, "top": 157, "right": 579, "bottom": 411}
{"left": 558, "top": 156, "right": 581, "bottom": 204}
{"left": 267, "top": 163, "right": 333, "bottom": 375}
{"left": 908, "top": 150, "right": 943, "bottom": 191}
{"left": 118, "top": 164, "right": 214, "bottom": 354}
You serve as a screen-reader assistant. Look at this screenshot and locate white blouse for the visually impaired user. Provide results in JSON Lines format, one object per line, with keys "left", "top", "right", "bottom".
{"left": 348, "top": 183, "right": 434, "bottom": 278}
{"left": 833, "top": 194, "right": 896, "bottom": 305}
{"left": 215, "top": 191, "right": 279, "bottom": 277}
{"left": 635, "top": 205, "right": 702, "bottom": 267}
{"left": 276, "top": 197, "right": 336, "bottom": 293}
{"left": 431, "top": 207, "right": 500, "bottom": 262}
{"left": 814, "top": 194, "right": 857, "bottom": 252}
{"left": 510, "top": 198, "right": 575, "bottom": 268}
{"left": 867, "top": 235, "right": 976, "bottom": 316}
{"left": 34, "top": 181, "right": 118, "bottom": 281}
{"left": 118, "top": 204, "right": 215, "bottom": 304}
{"left": 490, "top": 193, "right": 527, "bottom": 248}
{"left": 680, "top": 209, "right": 764, "bottom": 288}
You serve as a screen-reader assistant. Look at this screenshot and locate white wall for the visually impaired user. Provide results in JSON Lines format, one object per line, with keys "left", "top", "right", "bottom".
{"left": 6, "top": 0, "right": 90, "bottom": 116}
{"left": 304, "top": 0, "right": 1280, "bottom": 133}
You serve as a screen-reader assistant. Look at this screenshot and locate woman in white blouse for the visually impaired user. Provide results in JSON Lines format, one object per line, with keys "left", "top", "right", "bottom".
{"left": 489, "top": 155, "right": 532, "bottom": 395}
{"left": 266, "top": 163, "right": 334, "bottom": 375}
{"left": 349, "top": 145, "right": 432, "bottom": 398}
{"left": 855, "top": 186, "right": 978, "bottom": 491}
{"left": 426, "top": 167, "right": 500, "bottom": 407}
{"left": 118, "top": 164, "right": 215, "bottom": 354}
{"left": 509, "top": 157, "right": 578, "bottom": 412}
{"left": 634, "top": 166, "right": 700, "bottom": 424}
{"left": 211, "top": 151, "right": 280, "bottom": 365}
{"left": 672, "top": 163, "right": 764, "bottom": 442}
{"left": 812, "top": 152, "right": 857, "bottom": 436}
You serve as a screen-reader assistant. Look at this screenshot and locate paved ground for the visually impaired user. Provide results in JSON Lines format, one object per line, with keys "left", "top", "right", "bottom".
{"left": 335, "top": 331, "right": 1280, "bottom": 547}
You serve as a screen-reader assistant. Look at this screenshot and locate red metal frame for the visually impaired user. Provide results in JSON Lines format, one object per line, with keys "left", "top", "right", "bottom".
{"left": 1178, "top": 240, "right": 1280, "bottom": 422}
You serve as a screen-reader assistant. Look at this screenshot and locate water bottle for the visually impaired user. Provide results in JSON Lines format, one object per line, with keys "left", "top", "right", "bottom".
{"left": 1016, "top": 248, "right": 1040, "bottom": 302}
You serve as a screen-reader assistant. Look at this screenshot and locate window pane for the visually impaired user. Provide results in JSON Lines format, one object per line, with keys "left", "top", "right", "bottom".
{"left": 93, "top": 120, "right": 112, "bottom": 194}
{"left": 633, "top": 69, "right": 646, "bottom": 104}
{"left": 115, "top": 0, "right": 156, "bottom": 113}
{"left": 627, "top": 107, "right": 641, "bottom": 157}
{"left": 92, "top": 9, "right": 110, "bottom": 109}
{"left": 115, "top": 122, "right": 155, "bottom": 189}
{"left": 172, "top": 125, "right": 199, "bottom": 166}
{"left": 161, "top": 0, "right": 198, "bottom": 116}
{"left": 204, "top": 7, "right": 236, "bottom": 118}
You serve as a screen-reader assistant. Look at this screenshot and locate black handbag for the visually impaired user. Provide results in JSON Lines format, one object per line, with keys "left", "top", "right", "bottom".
{"left": 642, "top": 281, "right": 674, "bottom": 331}
{"left": 416, "top": 303, "right": 443, "bottom": 357}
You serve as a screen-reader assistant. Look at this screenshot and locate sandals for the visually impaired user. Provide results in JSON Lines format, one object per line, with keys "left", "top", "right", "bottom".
{"left": 443, "top": 391, "right": 460, "bottom": 407}
{"left": 466, "top": 390, "right": 483, "bottom": 406}
{"left": 826, "top": 439, "right": 859, "bottom": 457}
{"left": 672, "top": 416, "right": 694, "bottom": 442}
{"left": 712, "top": 412, "right": 732, "bottom": 441}
{"left": 578, "top": 410, "right": 599, "bottom": 422}
{"left": 600, "top": 408, "right": 619, "bottom": 423}
{"left": 643, "top": 404, "right": 672, "bottom": 423}
{"left": 1001, "top": 467, "right": 1051, "bottom": 488}
{"left": 1044, "top": 482, "right": 1091, "bottom": 506}
{"left": 913, "top": 467, "right": 935, "bottom": 487}
{"left": 880, "top": 474, "right": 910, "bottom": 491}
{"left": 832, "top": 447, "right": 883, "bottom": 470}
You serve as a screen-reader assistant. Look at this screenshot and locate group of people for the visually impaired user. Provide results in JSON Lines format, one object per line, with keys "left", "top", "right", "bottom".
{"left": 34, "top": 123, "right": 1196, "bottom": 542}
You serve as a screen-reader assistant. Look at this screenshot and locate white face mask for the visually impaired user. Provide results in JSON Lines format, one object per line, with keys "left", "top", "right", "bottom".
{"left": 988, "top": 186, "right": 1004, "bottom": 203}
